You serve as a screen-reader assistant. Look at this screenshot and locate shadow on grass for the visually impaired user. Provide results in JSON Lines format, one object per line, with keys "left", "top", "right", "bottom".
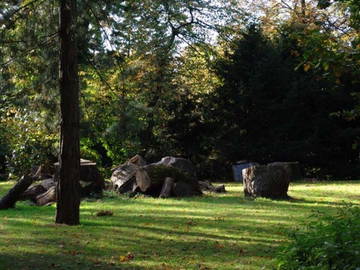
{"left": 1, "top": 181, "right": 359, "bottom": 270}
{"left": 0, "top": 218, "right": 280, "bottom": 270}
{"left": 0, "top": 251, "right": 150, "bottom": 270}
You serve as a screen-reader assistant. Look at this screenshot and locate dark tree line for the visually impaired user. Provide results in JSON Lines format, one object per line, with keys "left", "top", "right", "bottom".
{"left": 208, "top": 25, "right": 360, "bottom": 179}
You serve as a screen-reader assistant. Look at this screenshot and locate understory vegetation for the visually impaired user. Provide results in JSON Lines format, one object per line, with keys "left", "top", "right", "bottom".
{"left": 0, "top": 180, "right": 359, "bottom": 270}
{"left": 277, "top": 205, "right": 360, "bottom": 270}
{"left": 1, "top": 1, "right": 360, "bottom": 180}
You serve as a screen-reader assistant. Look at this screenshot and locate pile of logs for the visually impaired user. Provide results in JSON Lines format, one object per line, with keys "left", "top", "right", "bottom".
{"left": 0, "top": 159, "right": 104, "bottom": 209}
{"left": 0, "top": 155, "right": 226, "bottom": 209}
{"left": 111, "top": 155, "right": 226, "bottom": 198}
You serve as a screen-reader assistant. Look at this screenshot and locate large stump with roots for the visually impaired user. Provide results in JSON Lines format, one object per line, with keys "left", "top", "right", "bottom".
{"left": 242, "top": 165, "right": 290, "bottom": 199}
{"left": 111, "top": 155, "right": 202, "bottom": 197}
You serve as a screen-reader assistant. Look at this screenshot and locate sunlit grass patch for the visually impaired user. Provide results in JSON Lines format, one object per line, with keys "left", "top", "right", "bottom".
{"left": 0, "top": 180, "right": 359, "bottom": 269}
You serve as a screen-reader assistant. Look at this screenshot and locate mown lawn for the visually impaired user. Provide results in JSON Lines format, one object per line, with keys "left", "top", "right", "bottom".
{"left": 0, "top": 180, "right": 359, "bottom": 270}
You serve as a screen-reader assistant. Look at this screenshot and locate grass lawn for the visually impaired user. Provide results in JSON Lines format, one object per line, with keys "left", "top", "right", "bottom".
{"left": 0, "top": 180, "right": 359, "bottom": 270}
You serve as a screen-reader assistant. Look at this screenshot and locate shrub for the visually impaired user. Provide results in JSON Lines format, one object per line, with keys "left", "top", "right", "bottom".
{"left": 276, "top": 205, "right": 360, "bottom": 270}
{"left": 1, "top": 108, "right": 57, "bottom": 177}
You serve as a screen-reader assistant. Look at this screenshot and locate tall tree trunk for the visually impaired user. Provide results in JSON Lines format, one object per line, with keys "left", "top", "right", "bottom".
{"left": 56, "top": 0, "right": 80, "bottom": 225}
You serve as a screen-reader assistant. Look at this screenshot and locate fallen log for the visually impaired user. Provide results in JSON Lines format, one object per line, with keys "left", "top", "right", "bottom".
{"left": 19, "top": 178, "right": 55, "bottom": 202}
{"left": 0, "top": 175, "right": 35, "bottom": 210}
{"left": 198, "top": 181, "right": 226, "bottom": 193}
{"left": 35, "top": 186, "right": 56, "bottom": 206}
{"left": 19, "top": 184, "right": 47, "bottom": 202}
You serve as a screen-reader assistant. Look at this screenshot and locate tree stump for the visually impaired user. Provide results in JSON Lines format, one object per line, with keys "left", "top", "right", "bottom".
{"left": 242, "top": 165, "right": 290, "bottom": 199}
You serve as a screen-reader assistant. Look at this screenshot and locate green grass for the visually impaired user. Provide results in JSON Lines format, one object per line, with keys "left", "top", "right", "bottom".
{"left": 0, "top": 180, "right": 359, "bottom": 270}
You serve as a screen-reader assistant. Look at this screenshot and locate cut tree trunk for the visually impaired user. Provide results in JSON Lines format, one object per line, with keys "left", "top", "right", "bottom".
{"left": 153, "top": 156, "right": 197, "bottom": 178}
{"left": 159, "top": 177, "right": 175, "bottom": 198}
{"left": 0, "top": 175, "right": 34, "bottom": 209}
{"left": 19, "top": 184, "right": 47, "bottom": 202}
{"left": 111, "top": 155, "right": 202, "bottom": 197}
{"left": 111, "top": 163, "right": 138, "bottom": 193}
{"left": 19, "top": 178, "right": 55, "bottom": 202}
{"left": 36, "top": 186, "right": 56, "bottom": 206}
{"left": 242, "top": 165, "right": 290, "bottom": 199}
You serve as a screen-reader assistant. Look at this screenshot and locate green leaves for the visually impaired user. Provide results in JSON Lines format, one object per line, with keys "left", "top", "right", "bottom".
{"left": 1, "top": 107, "right": 58, "bottom": 176}
{"left": 277, "top": 205, "right": 360, "bottom": 270}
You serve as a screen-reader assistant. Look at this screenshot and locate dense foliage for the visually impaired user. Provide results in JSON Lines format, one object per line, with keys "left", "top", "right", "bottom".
{"left": 208, "top": 25, "right": 360, "bottom": 179}
{"left": 276, "top": 205, "right": 360, "bottom": 270}
{"left": 1, "top": 0, "right": 360, "bottom": 180}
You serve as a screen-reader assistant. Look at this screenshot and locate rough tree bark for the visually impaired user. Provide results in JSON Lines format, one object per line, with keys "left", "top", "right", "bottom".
{"left": 55, "top": 0, "right": 80, "bottom": 225}
{"left": 242, "top": 165, "right": 290, "bottom": 199}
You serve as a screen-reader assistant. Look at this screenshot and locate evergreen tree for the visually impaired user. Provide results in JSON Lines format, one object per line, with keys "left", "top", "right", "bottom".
{"left": 210, "top": 24, "right": 360, "bottom": 178}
